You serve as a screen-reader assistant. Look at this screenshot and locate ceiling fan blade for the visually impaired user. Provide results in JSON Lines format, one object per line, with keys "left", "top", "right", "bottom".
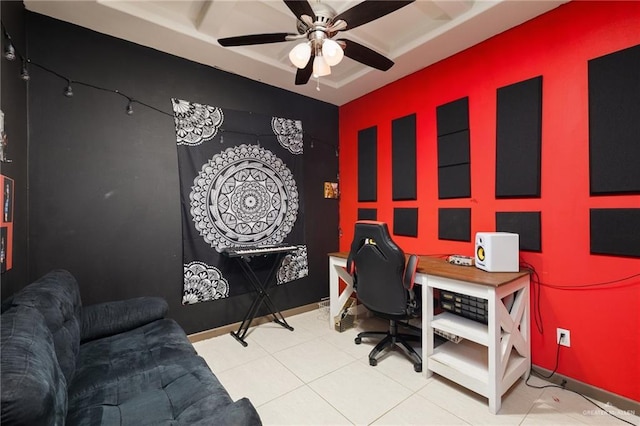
{"left": 218, "top": 33, "right": 295, "bottom": 47}
{"left": 327, "top": 19, "right": 347, "bottom": 34}
{"left": 339, "top": 39, "right": 394, "bottom": 71}
{"left": 334, "top": 0, "right": 414, "bottom": 31}
{"left": 283, "top": 0, "right": 315, "bottom": 21}
{"left": 295, "top": 54, "right": 314, "bottom": 85}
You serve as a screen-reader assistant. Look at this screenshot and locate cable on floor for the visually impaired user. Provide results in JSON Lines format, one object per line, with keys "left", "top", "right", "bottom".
{"left": 525, "top": 339, "right": 636, "bottom": 425}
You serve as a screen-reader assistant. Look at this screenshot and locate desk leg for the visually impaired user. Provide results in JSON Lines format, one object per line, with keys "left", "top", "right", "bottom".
{"left": 328, "top": 256, "right": 354, "bottom": 329}
{"left": 521, "top": 285, "right": 531, "bottom": 380}
{"left": 423, "top": 279, "right": 434, "bottom": 379}
{"left": 487, "top": 288, "right": 501, "bottom": 414}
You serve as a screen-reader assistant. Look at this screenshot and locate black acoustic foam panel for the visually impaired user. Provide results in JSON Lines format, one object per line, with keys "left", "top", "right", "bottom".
{"left": 438, "top": 130, "right": 470, "bottom": 166}
{"left": 358, "top": 126, "right": 377, "bottom": 202}
{"left": 590, "top": 209, "right": 640, "bottom": 257}
{"left": 588, "top": 44, "right": 640, "bottom": 195}
{"left": 496, "top": 211, "right": 542, "bottom": 252}
{"left": 393, "top": 208, "right": 418, "bottom": 237}
{"left": 436, "top": 97, "right": 469, "bottom": 136}
{"left": 438, "top": 208, "right": 471, "bottom": 242}
{"left": 392, "top": 114, "right": 417, "bottom": 200}
{"left": 358, "top": 208, "right": 377, "bottom": 221}
{"left": 495, "top": 76, "right": 542, "bottom": 198}
{"left": 437, "top": 97, "right": 471, "bottom": 200}
{"left": 438, "top": 164, "right": 471, "bottom": 199}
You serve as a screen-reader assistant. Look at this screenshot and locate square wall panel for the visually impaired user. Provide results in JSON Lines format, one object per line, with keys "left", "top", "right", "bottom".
{"left": 496, "top": 211, "right": 541, "bottom": 252}
{"left": 358, "top": 208, "right": 377, "bottom": 221}
{"left": 590, "top": 208, "right": 640, "bottom": 257}
{"left": 393, "top": 208, "right": 418, "bottom": 237}
{"left": 438, "top": 208, "right": 471, "bottom": 242}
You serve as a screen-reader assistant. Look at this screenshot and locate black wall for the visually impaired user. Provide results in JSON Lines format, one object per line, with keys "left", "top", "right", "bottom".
{"left": 0, "top": 1, "right": 29, "bottom": 297}
{"left": 24, "top": 11, "right": 339, "bottom": 334}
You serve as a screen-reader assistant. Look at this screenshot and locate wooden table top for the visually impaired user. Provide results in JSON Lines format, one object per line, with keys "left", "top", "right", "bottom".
{"left": 328, "top": 251, "right": 530, "bottom": 288}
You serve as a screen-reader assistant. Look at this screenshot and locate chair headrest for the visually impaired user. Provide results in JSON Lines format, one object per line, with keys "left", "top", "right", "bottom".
{"left": 346, "top": 221, "right": 416, "bottom": 316}
{"left": 349, "top": 220, "right": 404, "bottom": 263}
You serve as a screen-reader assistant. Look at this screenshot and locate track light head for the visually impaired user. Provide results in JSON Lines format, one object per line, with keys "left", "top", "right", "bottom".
{"left": 2, "top": 29, "right": 15, "bottom": 61}
{"left": 3, "top": 41, "right": 15, "bottom": 61}
{"left": 20, "top": 60, "right": 29, "bottom": 81}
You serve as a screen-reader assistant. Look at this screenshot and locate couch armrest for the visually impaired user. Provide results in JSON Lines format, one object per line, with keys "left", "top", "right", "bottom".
{"left": 80, "top": 297, "right": 168, "bottom": 343}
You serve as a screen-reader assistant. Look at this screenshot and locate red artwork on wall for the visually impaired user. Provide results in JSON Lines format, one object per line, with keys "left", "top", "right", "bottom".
{"left": 1, "top": 174, "right": 14, "bottom": 273}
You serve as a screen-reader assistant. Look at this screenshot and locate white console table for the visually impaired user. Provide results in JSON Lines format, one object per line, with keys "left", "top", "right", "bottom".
{"left": 328, "top": 252, "right": 530, "bottom": 414}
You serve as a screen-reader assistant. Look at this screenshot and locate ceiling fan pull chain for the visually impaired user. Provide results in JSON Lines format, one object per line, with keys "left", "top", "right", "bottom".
{"left": 316, "top": 78, "right": 320, "bottom": 91}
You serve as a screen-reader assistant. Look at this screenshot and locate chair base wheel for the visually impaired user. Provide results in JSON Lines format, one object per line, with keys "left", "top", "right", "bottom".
{"left": 355, "top": 337, "right": 362, "bottom": 344}
{"left": 369, "top": 358, "right": 377, "bottom": 367}
{"left": 414, "top": 363, "right": 422, "bottom": 373}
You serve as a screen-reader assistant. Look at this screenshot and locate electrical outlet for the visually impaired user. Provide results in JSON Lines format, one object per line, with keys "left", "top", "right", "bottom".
{"left": 557, "top": 328, "right": 571, "bottom": 347}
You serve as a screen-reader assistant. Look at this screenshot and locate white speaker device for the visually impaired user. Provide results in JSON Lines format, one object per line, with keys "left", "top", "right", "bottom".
{"left": 475, "top": 232, "right": 520, "bottom": 272}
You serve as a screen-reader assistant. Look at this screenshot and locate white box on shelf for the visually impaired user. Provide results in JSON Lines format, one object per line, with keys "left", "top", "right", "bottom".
{"left": 475, "top": 232, "right": 519, "bottom": 272}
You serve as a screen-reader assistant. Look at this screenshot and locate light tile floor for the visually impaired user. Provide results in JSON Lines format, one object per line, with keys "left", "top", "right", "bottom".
{"left": 193, "top": 310, "right": 638, "bottom": 425}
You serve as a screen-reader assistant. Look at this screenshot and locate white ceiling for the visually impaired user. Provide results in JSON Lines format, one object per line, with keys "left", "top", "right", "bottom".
{"left": 24, "top": 0, "right": 567, "bottom": 106}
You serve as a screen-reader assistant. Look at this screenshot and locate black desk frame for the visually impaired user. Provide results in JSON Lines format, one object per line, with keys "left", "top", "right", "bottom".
{"left": 230, "top": 252, "right": 294, "bottom": 346}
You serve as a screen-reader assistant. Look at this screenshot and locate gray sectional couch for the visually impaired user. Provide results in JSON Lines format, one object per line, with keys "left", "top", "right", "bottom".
{"left": 1, "top": 269, "right": 262, "bottom": 425}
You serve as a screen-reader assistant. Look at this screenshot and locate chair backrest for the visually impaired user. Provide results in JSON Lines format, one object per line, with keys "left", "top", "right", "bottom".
{"left": 347, "top": 221, "right": 412, "bottom": 316}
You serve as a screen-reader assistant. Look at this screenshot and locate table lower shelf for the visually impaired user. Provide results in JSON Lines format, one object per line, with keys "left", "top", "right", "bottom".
{"left": 431, "top": 312, "right": 489, "bottom": 346}
{"left": 428, "top": 339, "right": 529, "bottom": 398}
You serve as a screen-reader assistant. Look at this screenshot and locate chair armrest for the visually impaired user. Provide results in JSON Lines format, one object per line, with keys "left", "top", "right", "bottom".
{"left": 404, "top": 254, "right": 419, "bottom": 312}
{"left": 403, "top": 254, "right": 418, "bottom": 290}
{"left": 80, "top": 297, "right": 168, "bottom": 343}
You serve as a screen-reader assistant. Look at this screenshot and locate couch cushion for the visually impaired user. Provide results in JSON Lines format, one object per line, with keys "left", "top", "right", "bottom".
{"left": 10, "top": 269, "right": 82, "bottom": 383}
{"left": 1, "top": 306, "right": 68, "bottom": 425}
{"left": 69, "top": 318, "right": 198, "bottom": 402}
{"left": 67, "top": 318, "right": 261, "bottom": 425}
{"left": 81, "top": 296, "right": 169, "bottom": 343}
{"left": 1, "top": 294, "right": 15, "bottom": 313}
{"left": 67, "top": 349, "right": 258, "bottom": 425}
{"left": 178, "top": 396, "right": 262, "bottom": 426}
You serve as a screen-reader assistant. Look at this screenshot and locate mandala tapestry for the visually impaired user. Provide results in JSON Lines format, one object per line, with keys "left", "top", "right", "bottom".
{"left": 172, "top": 99, "right": 308, "bottom": 304}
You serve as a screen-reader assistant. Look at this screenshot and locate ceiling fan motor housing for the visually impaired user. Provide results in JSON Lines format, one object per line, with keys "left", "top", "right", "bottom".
{"left": 296, "top": 2, "right": 337, "bottom": 35}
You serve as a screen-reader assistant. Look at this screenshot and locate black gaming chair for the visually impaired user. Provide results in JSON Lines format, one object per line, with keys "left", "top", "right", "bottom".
{"left": 347, "top": 221, "right": 422, "bottom": 372}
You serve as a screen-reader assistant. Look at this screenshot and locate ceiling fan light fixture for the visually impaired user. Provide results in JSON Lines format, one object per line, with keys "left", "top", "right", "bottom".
{"left": 289, "top": 42, "right": 311, "bottom": 69}
{"left": 217, "top": 0, "right": 411, "bottom": 86}
{"left": 322, "top": 39, "right": 343, "bottom": 66}
{"left": 312, "top": 55, "right": 331, "bottom": 78}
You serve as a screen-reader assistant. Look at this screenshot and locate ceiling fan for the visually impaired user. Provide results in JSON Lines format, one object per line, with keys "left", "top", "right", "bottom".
{"left": 217, "top": 0, "right": 415, "bottom": 85}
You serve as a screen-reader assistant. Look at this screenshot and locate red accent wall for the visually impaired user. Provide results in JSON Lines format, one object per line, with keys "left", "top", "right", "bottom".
{"left": 339, "top": 1, "right": 640, "bottom": 401}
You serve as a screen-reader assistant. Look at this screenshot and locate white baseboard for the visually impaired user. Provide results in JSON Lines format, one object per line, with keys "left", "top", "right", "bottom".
{"left": 532, "top": 365, "right": 639, "bottom": 415}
